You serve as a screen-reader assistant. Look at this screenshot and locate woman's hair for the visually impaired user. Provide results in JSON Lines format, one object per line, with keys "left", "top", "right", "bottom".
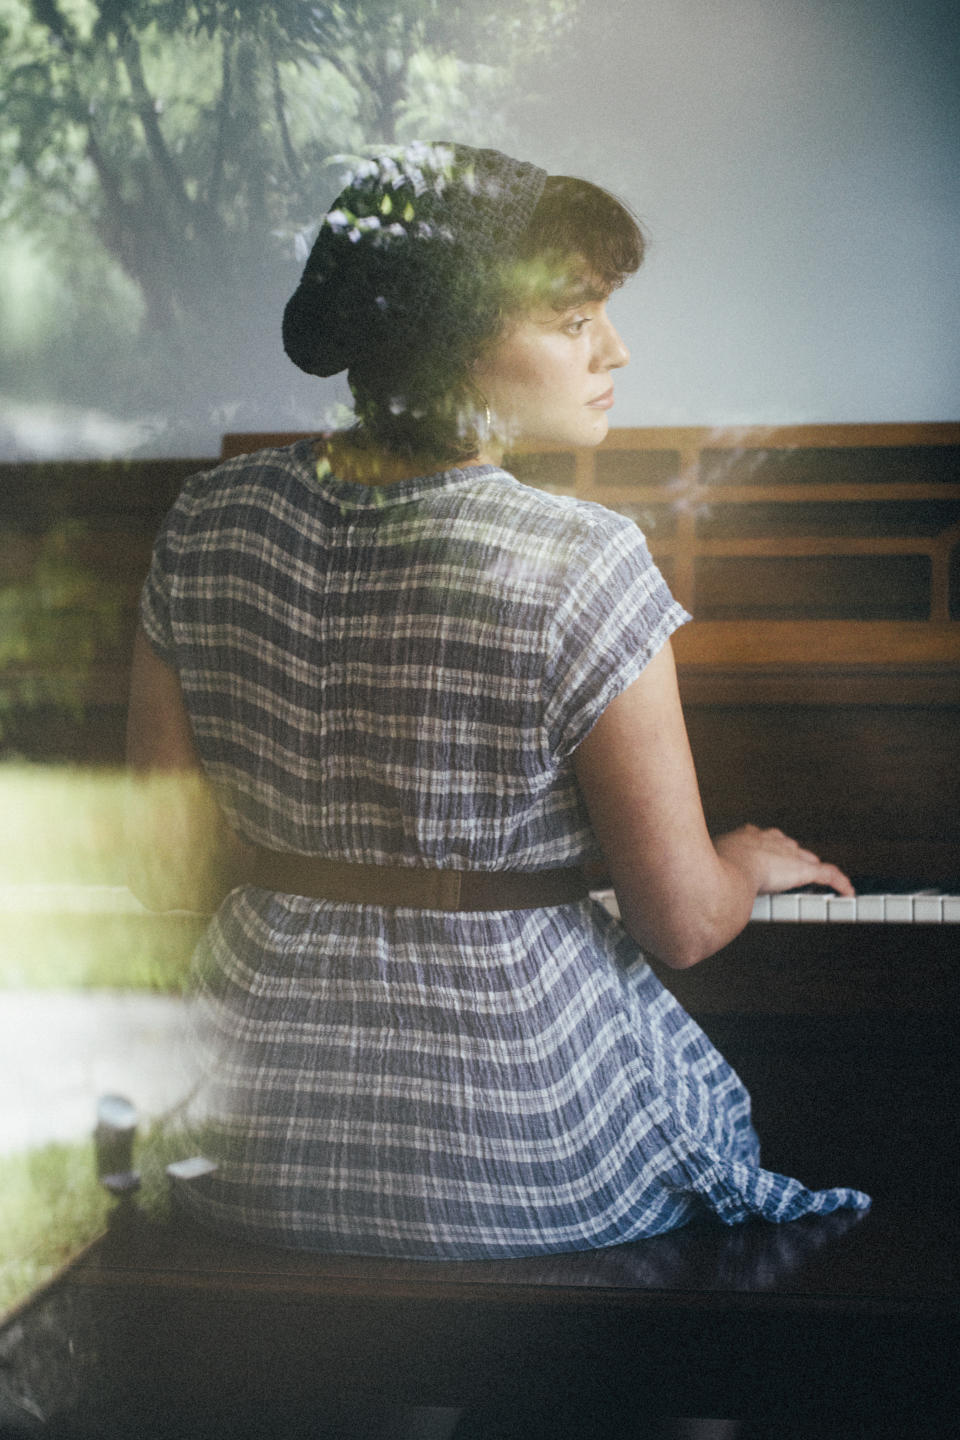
{"left": 512, "top": 175, "right": 646, "bottom": 305}
{"left": 348, "top": 175, "right": 645, "bottom": 461}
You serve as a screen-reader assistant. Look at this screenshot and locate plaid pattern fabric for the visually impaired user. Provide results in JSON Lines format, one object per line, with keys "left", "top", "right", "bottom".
{"left": 141, "top": 440, "right": 870, "bottom": 1257}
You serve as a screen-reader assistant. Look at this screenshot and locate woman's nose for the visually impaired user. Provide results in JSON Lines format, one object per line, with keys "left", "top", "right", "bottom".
{"left": 593, "top": 316, "right": 629, "bottom": 370}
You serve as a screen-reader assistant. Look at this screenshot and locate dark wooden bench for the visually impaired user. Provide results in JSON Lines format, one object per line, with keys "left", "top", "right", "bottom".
{"left": 57, "top": 1195, "right": 951, "bottom": 1437}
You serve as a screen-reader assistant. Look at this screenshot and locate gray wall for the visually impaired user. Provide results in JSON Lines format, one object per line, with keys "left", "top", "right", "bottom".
{"left": 514, "top": 0, "right": 959, "bottom": 428}
{"left": 1, "top": 0, "right": 957, "bottom": 457}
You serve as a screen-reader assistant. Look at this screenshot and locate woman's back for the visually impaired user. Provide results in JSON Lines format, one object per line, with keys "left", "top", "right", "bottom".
{"left": 141, "top": 438, "right": 683, "bottom": 869}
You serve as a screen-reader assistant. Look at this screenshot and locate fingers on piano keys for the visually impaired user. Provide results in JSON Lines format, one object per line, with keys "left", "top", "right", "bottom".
{"left": 751, "top": 892, "right": 960, "bottom": 923}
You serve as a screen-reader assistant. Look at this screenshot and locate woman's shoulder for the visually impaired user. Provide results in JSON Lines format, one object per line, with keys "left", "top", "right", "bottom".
{"left": 490, "top": 466, "right": 651, "bottom": 555}
{"left": 161, "top": 438, "right": 318, "bottom": 520}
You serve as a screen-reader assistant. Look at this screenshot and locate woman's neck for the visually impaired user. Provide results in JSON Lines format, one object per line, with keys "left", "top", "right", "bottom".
{"left": 319, "top": 432, "right": 500, "bottom": 486}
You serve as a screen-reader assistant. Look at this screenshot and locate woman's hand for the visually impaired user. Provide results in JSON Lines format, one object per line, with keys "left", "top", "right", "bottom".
{"left": 714, "top": 824, "right": 854, "bottom": 899}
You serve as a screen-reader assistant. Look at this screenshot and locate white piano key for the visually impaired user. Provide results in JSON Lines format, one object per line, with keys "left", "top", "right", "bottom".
{"left": 884, "top": 894, "right": 915, "bottom": 923}
{"left": 799, "top": 893, "right": 829, "bottom": 922}
{"left": 771, "top": 893, "right": 801, "bottom": 921}
{"left": 912, "top": 894, "right": 943, "bottom": 923}
{"left": 746, "top": 890, "right": 958, "bottom": 924}
{"left": 751, "top": 895, "right": 772, "bottom": 921}
{"left": 855, "top": 894, "right": 886, "bottom": 922}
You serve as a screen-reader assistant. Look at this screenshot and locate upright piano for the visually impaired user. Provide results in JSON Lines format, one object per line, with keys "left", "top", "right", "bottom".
{"left": 220, "top": 421, "right": 960, "bottom": 1033}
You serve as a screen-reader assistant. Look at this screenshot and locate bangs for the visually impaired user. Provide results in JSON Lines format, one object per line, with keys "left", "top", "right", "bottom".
{"left": 514, "top": 175, "right": 645, "bottom": 301}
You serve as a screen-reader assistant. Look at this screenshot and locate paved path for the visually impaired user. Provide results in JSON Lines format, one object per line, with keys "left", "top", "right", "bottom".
{"left": 0, "top": 990, "right": 193, "bottom": 1156}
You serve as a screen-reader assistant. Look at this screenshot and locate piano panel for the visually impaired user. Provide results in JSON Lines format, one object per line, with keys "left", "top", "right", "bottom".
{"left": 647, "top": 920, "right": 958, "bottom": 1017}
{"left": 682, "top": 701, "right": 960, "bottom": 889}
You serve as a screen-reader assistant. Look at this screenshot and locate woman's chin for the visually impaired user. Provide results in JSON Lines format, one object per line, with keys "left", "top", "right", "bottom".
{"left": 576, "top": 411, "right": 611, "bottom": 447}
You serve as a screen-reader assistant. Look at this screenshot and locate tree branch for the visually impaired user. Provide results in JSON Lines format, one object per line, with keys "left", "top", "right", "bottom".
{"left": 28, "top": 0, "right": 76, "bottom": 51}
{"left": 85, "top": 113, "right": 183, "bottom": 331}
{"left": 207, "top": 34, "right": 233, "bottom": 214}
{"left": 116, "top": 27, "right": 193, "bottom": 220}
{"left": 271, "top": 54, "right": 302, "bottom": 184}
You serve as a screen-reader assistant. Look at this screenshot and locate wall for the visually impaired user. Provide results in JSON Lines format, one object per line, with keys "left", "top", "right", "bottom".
{"left": 517, "top": 0, "right": 960, "bottom": 428}
{"left": 0, "top": 0, "right": 957, "bottom": 460}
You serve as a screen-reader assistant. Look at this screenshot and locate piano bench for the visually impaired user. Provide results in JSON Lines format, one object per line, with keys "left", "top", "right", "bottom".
{"left": 53, "top": 1180, "right": 958, "bottom": 1440}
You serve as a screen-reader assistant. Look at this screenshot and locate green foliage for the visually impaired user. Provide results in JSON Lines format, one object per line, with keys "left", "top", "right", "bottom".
{"left": 0, "top": 0, "right": 581, "bottom": 447}
{"left": 0, "top": 1136, "right": 111, "bottom": 1318}
{"left": 0, "top": 523, "right": 127, "bottom": 735}
{"left": 0, "top": 0, "right": 582, "bottom": 338}
{"left": 0, "top": 1119, "right": 188, "bottom": 1318}
{"left": 2, "top": 0, "right": 360, "bottom": 332}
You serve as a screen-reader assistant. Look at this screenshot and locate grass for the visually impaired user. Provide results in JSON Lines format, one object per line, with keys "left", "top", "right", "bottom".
{"left": 0, "top": 911, "right": 200, "bottom": 991}
{"left": 1, "top": 763, "right": 204, "bottom": 1315}
{"left": 0, "top": 1122, "right": 185, "bottom": 1319}
{"left": 0, "top": 763, "right": 131, "bottom": 888}
{"left": 0, "top": 1140, "right": 111, "bottom": 1318}
{"left": 0, "top": 762, "right": 203, "bottom": 991}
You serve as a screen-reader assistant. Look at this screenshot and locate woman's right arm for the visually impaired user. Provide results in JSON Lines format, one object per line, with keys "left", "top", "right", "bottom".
{"left": 125, "top": 625, "right": 253, "bottom": 912}
{"left": 573, "top": 640, "right": 853, "bottom": 969}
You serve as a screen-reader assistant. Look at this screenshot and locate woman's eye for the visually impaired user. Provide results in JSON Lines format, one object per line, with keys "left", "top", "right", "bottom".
{"left": 563, "top": 316, "right": 590, "bottom": 336}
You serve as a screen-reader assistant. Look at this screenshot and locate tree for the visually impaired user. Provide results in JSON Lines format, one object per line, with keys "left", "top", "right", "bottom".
{"left": 0, "top": 1, "right": 584, "bottom": 738}
{"left": 0, "top": 0, "right": 583, "bottom": 411}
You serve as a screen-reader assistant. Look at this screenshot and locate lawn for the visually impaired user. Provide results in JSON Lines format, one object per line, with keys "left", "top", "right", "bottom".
{"left": 0, "top": 763, "right": 203, "bottom": 991}
{"left": 0, "top": 1123, "right": 185, "bottom": 1319}
{"left": 0, "top": 763, "right": 132, "bottom": 888}
{"left": 0, "top": 909, "right": 201, "bottom": 991}
{"left": 1, "top": 763, "right": 204, "bottom": 1316}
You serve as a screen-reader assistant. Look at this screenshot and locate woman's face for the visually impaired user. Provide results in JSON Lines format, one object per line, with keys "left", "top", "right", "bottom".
{"left": 473, "top": 289, "right": 630, "bottom": 452}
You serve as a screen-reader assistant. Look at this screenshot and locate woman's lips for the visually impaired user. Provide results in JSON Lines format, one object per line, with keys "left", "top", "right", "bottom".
{"left": 587, "top": 388, "right": 614, "bottom": 409}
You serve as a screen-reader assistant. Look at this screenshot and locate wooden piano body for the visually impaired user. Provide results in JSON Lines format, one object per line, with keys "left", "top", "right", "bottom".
{"left": 1, "top": 424, "right": 957, "bottom": 1435}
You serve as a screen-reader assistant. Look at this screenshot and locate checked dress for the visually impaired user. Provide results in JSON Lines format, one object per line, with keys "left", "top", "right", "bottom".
{"left": 140, "top": 438, "right": 870, "bottom": 1258}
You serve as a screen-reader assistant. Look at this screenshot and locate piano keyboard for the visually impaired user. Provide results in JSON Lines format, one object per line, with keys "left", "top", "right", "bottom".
{"left": 750, "top": 892, "right": 960, "bottom": 923}
{"left": 590, "top": 889, "right": 960, "bottom": 924}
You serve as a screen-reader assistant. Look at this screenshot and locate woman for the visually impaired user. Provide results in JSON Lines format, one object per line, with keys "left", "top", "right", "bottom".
{"left": 127, "top": 142, "right": 869, "bottom": 1260}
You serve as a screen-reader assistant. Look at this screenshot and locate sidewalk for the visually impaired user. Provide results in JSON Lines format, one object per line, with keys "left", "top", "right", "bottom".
{"left": 0, "top": 989, "right": 193, "bottom": 1157}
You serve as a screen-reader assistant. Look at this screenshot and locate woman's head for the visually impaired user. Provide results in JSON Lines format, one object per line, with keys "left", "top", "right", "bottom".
{"left": 282, "top": 144, "right": 644, "bottom": 460}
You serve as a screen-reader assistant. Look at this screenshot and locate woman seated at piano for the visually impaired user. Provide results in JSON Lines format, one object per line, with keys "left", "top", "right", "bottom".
{"left": 126, "top": 142, "right": 870, "bottom": 1260}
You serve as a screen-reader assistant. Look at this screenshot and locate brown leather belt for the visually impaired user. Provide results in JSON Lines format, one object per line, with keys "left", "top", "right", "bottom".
{"left": 249, "top": 850, "right": 590, "bottom": 912}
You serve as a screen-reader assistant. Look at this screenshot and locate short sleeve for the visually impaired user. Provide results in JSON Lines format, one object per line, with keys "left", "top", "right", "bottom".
{"left": 542, "top": 511, "right": 690, "bottom": 760}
